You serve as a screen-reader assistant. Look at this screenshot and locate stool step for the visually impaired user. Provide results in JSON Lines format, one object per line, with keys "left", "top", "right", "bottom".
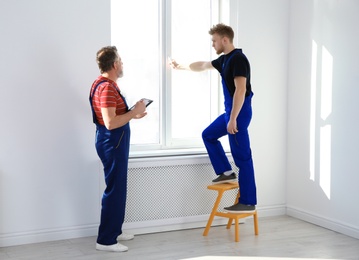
{"left": 203, "top": 182, "right": 258, "bottom": 242}
{"left": 207, "top": 182, "right": 238, "bottom": 191}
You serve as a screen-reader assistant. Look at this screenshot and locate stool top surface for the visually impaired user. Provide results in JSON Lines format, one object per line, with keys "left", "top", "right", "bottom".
{"left": 207, "top": 182, "right": 239, "bottom": 191}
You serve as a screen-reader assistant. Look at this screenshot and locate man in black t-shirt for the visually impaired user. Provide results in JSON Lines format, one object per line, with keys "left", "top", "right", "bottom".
{"left": 170, "top": 23, "right": 257, "bottom": 213}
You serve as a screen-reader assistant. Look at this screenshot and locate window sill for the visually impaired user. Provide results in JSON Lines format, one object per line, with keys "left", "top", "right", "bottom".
{"left": 129, "top": 147, "right": 231, "bottom": 159}
{"left": 129, "top": 148, "right": 208, "bottom": 159}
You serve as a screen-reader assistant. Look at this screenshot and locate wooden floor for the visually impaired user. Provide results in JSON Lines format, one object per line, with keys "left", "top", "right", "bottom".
{"left": 1, "top": 215, "right": 359, "bottom": 260}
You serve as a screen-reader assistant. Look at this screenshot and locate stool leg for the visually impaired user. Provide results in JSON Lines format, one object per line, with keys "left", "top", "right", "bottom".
{"left": 226, "top": 218, "right": 233, "bottom": 229}
{"left": 203, "top": 191, "right": 224, "bottom": 236}
{"left": 253, "top": 211, "right": 259, "bottom": 235}
{"left": 226, "top": 190, "right": 240, "bottom": 229}
{"left": 235, "top": 190, "right": 240, "bottom": 204}
{"left": 234, "top": 217, "right": 239, "bottom": 242}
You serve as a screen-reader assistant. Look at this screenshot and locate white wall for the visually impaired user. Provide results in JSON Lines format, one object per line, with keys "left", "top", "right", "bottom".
{"left": 0, "top": 0, "right": 110, "bottom": 246}
{"left": 0, "top": 0, "right": 289, "bottom": 246}
{"left": 287, "top": 0, "right": 359, "bottom": 238}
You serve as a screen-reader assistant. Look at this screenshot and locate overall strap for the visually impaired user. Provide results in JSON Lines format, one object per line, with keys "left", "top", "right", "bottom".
{"left": 89, "top": 80, "right": 107, "bottom": 124}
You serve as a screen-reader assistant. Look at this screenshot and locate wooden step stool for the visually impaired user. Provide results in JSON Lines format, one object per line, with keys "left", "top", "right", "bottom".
{"left": 203, "top": 182, "right": 258, "bottom": 242}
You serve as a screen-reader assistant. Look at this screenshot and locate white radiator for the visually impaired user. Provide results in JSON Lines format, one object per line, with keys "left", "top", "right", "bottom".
{"left": 119, "top": 154, "right": 240, "bottom": 234}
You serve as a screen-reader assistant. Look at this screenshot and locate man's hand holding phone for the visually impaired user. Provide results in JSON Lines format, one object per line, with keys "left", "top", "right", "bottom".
{"left": 130, "top": 98, "right": 153, "bottom": 119}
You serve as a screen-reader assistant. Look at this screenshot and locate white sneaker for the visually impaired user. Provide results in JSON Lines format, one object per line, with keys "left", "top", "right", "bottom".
{"left": 117, "top": 232, "right": 134, "bottom": 241}
{"left": 96, "top": 242, "right": 128, "bottom": 252}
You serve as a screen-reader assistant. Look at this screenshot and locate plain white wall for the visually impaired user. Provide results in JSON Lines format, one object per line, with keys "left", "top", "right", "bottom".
{"left": 0, "top": 0, "right": 289, "bottom": 246}
{"left": 0, "top": 0, "right": 110, "bottom": 246}
{"left": 287, "top": 0, "right": 359, "bottom": 238}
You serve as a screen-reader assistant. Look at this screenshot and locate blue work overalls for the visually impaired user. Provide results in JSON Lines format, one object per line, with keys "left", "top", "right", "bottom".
{"left": 202, "top": 52, "right": 257, "bottom": 205}
{"left": 90, "top": 81, "right": 131, "bottom": 245}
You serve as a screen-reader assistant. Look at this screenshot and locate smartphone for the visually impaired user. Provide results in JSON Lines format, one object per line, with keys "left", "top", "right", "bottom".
{"left": 129, "top": 98, "right": 153, "bottom": 110}
{"left": 142, "top": 98, "right": 153, "bottom": 107}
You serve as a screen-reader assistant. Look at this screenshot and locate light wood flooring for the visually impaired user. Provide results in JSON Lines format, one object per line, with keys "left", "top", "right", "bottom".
{"left": 1, "top": 215, "right": 359, "bottom": 260}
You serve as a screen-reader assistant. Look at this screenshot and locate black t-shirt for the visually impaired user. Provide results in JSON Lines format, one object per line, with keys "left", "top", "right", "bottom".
{"left": 211, "top": 49, "right": 252, "bottom": 97}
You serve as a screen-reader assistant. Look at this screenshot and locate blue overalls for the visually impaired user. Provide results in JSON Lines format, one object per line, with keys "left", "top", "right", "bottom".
{"left": 90, "top": 81, "right": 131, "bottom": 245}
{"left": 202, "top": 52, "right": 257, "bottom": 205}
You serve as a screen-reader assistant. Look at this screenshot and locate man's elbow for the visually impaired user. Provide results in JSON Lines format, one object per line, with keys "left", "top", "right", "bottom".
{"left": 104, "top": 121, "right": 115, "bottom": 131}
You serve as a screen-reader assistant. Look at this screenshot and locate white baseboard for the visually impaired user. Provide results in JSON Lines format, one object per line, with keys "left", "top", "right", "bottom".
{"left": 5, "top": 205, "right": 359, "bottom": 247}
{"left": 123, "top": 205, "right": 286, "bottom": 235}
{"left": 0, "top": 224, "right": 98, "bottom": 248}
{"left": 123, "top": 215, "right": 237, "bottom": 235}
{"left": 0, "top": 205, "right": 285, "bottom": 247}
{"left": 287, "top": 206, "right": 359, "bottom": 240}
{"left": 255, "top": 204, "right": 286, "bottom": 217}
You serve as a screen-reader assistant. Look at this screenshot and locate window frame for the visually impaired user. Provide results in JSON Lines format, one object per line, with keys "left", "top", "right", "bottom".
{"left": 111, "top": 0, "right": 229, "bottom": 156}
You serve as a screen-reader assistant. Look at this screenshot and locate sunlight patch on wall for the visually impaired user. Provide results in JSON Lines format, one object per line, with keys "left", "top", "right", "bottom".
{"left": 319, "top": 46, "right": 333, "bottom": 199}
{"left": 310, "top": 41, "right": 333, "bottom": 200}
{"left": 320, "top": 46, "right": 333, "bottom": 120}
{"left": 320, "top": 124, "right": 331, "bottom": 199}
{"left": 310, "top": 40, "right": 318, "bottom": 181}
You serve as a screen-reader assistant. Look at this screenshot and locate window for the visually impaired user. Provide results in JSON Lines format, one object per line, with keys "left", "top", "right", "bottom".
{"left": 111, "top": 0, "right": 223, "bottom": 154}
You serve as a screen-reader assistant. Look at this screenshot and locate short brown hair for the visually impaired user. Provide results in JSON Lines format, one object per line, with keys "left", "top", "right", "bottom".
{"left": 208, "top": 23, "right": 234, "bottom": 43}
{"left": 96, "top": 46, "right": 118, "bottom": 73}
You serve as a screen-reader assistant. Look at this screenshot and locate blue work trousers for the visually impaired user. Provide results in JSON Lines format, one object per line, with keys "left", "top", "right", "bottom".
{"left": 202, "top": 92, "right": 257, "bottom": 205}
{"left": 95, "top": 123, "right": 130, "bottom": 245}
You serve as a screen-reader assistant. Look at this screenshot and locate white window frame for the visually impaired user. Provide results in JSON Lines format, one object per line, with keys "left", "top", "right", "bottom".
{"left": 111, "top": 0, "right": 230, "bottom": 157}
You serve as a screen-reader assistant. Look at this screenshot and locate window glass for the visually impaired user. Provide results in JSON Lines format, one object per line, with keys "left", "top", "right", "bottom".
{"left": 111, "top": 0, "right": 220, "bottom": 149}
{"left": 170, "top": 0, "right": 213, "bottom": 143}
{"left": 111, "top": 0, "right": 160, "bottom": 145}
